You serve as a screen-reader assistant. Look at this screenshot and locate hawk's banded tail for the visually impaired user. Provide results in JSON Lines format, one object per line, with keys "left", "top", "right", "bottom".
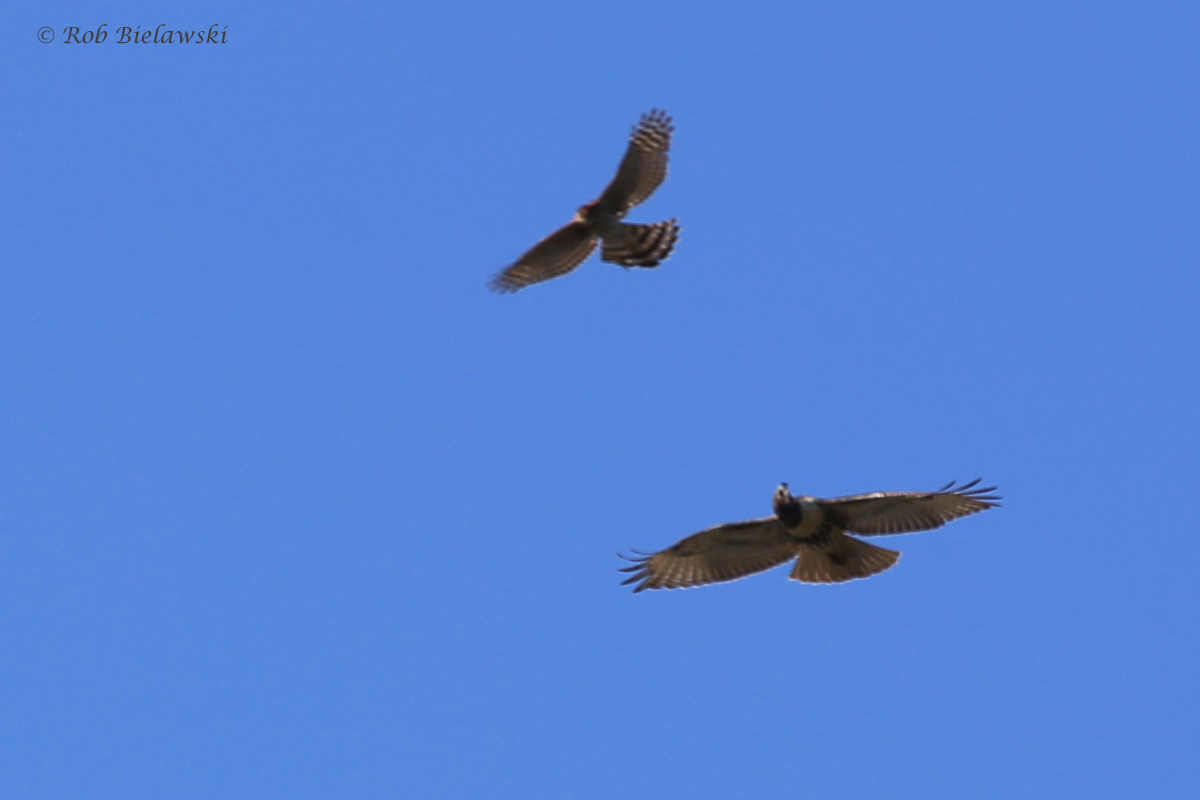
{"left": 601, "top": 219, "right": 680, "bottom": 268}
{"left": 789, "top": 536, "right": 900, "bottom": 584}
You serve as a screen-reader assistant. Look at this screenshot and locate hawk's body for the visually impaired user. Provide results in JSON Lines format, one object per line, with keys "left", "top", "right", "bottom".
{"left": 490, "top": 110, "right": 679, "bottom": 293}
{"left": 619, "top": 480, "right": 1000, "bottom": 592}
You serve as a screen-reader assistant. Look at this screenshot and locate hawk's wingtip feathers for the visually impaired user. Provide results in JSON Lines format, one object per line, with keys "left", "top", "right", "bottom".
{"left": 937, "top": 478, "right": 1002, "bottom": 506}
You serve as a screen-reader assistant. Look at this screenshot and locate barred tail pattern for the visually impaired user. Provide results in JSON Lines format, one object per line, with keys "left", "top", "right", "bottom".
{"left": 601, "top": 219, "right": 680, "bottom": 268}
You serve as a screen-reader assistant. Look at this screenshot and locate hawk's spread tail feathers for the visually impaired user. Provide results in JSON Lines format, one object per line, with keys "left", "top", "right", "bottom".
{"left": 789, "top": 537, "right": 900, "bottom": 584}
{"left": 601, "top": 219, "right": 680, "bottom": 268}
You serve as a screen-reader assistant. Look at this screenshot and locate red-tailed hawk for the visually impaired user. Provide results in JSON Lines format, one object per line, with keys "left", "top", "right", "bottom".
{"left": 489, "top": 109, "right": 680, "bottom": 293}
{"left": 619, "top": 480, "right": 1000, "bottom": 592}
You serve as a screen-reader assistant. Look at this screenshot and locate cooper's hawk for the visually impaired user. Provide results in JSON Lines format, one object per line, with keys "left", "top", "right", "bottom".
{"left": 489, "top": 109, "right": 680, "bottom": 293}
{"left": 619, "top": 480, "right": 1000, "bottom": 592}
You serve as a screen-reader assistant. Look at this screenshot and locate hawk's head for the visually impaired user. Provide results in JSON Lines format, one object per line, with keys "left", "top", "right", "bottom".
{"left": 773, "top": 483, "right": 802, "bottom": 528}
{"left": 575, "top": 200, "right": 599, "bottom": 223}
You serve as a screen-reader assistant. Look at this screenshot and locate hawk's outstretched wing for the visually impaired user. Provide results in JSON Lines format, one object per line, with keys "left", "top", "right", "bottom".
{"left": 822, "top": 479, "right": 1001, "bottom": 536}
{"left": 489, "top": 221, "right": 598, "bottom": 293}
{"left": 619, "top": 517, "right": 796, "bottom": 592}
{"left": 594, "top": 109, "right": 673, "bottom": 215}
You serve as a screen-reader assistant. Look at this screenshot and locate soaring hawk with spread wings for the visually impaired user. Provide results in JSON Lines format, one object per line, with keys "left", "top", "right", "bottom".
{"left": 489, "top": 109, "right": 680, "bottom": 293}
{"left": 619, "top": 480, "right": 1000, "bottom": 592}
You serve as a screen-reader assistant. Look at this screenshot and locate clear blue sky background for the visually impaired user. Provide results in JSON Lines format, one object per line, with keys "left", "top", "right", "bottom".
{"left": 4, "top": 2, "right": 1198, "bottom": 797}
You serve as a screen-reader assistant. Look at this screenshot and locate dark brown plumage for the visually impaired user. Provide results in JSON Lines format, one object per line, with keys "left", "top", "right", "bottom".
{"left": 619, "top": 480, "right": 1000, "bottom": 592}
{"left": 489, "top": 110, "right": 679, "bottom": 293}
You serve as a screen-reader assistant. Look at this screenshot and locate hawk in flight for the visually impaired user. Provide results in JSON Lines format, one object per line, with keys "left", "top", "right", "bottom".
{"left": 619, "top": 480, "right": 999, "bottom": 592}
{"left": 489, "top": 109, "right": 680, "bottom": 293}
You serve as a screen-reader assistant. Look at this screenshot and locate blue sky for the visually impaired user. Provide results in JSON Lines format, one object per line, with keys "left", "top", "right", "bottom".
{"left": 3, "top": 2, "right": 1198, "bottom": 797}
